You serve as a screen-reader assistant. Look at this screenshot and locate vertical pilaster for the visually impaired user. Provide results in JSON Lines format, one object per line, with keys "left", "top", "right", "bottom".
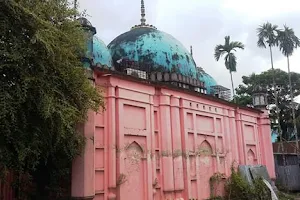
{"left": 115, "top": 86, "right": 125, "bottom": 198}
{"left": 258, "top": 110, "right": 275, "bottom": 178}
{"left": 223, "top": 109, "right": 233, "bottom": 176}
{"left": 235, "top": 109, "right": 245, "bottom": 164}
{"left": 170, "top": 95, "right": 184, "bottom": 191}
{"left": 146, "top": 97, "right": 154, "bottom": 200}
{"left": 149, "top": 95, "right": 157, "bottom": 198}
{"left": 107, "top": 86, "right": 117, "bottom": 196}
{"left": 71, "top": 70, "right": 95, "bottom": 200}
{"left": 179, "top": 98, "right": 190, "bottom": 200}
{"left": 159, "top": 93, "right": 175, "bottom": 192}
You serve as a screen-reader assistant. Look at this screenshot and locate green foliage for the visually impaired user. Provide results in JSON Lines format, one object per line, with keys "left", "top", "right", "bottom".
{"left": 235, "top": 69, "right": 300, "bottom": 140}
{"left": 214, "top": 36, "right": 244, "bottom": 73}
{"left": 277, "top": 25, "right": 300, "bottom": 57}
{"left": 278, "top": 192, "right": 296, "bottom": 200}
{"left": 214, "top": 35, "right": 244, "bottom": 98}
{"left": 209, "top": 172, "right": 226, "bottom": 198}
{"left": 207, "top": 167, "right": 298, "bottom": 200}
{"left": 0, "top": 0, "right": 103, "bottom": 198}
{"left": 224, "top": 167, "right": 271, "bottom": 200}
{"left": 257, "top": 22, "right": 279, "bottom": 48}
{"left": 256, "top": 22, "right": 300, "bottom": 141}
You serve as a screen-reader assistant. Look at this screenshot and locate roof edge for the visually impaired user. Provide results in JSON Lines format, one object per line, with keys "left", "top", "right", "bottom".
{"left": 93, "top": 68, "right": 263, "bottom": 114}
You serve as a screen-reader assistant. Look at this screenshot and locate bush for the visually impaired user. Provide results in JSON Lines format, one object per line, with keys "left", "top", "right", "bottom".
{"left": 0, "top": 0, "right": 103, "bottom": 199}
{"left": 210, "top": 167, "right": 271, "bottom": 200}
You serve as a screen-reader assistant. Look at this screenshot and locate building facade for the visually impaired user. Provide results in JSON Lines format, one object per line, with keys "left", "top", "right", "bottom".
{"left": 72, "top": 70, "right": 275, "bottom": 200}
{"left": 72, "top": 2, "right": 275, "bottom": 200}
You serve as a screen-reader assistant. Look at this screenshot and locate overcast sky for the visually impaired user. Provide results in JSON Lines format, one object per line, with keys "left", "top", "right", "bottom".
{"left": 78, "top": 0, "right": 300, "bottom": 90}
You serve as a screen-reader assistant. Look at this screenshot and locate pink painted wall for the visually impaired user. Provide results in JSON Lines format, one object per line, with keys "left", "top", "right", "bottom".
{"left": 71, "top": 72, "right": 275, "bottom": 200}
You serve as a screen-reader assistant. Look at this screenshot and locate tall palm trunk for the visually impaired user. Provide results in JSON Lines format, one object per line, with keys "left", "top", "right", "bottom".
{"left": 230, "top": 71, "right": 235, "bottom": 102}
{"left": 287, "top": 55, "right": 299, "bottom": 157}
{"left": 270, "top": 45, "right": 288, "bottom": 185}
{"left": 269, "top": 45, "right": 282, "bottom": 140}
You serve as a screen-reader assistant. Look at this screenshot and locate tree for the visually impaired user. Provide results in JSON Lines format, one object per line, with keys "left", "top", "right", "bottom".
{"left": 0, "top": 0, "right": 103, "bottom": 198}
{"left": 235, "top": 69, "right": 300, "bottom": 141}
{"left": 256, "top": 22, "right": 282, "bottom": 136}
{"left": 257, "top": 22, "right": 279, "bottom": 77}
{"left": 214, "top": 36, "right": 244, "bottom": 100}
{"left": 277, "top": 25, "right": 300, "bottom": 143}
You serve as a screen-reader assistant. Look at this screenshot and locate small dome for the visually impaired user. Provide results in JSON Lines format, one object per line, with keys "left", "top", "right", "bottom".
{"left": 78, "top": 18, "right": 112, "bottom": 68}
{"left": 77, "top": 17, "right": 93, "bottom": 27}
{"left": 108, "top": 27, "right": 197, "bottom": 78}
{"left": 196, "top": 67, "right": 217, "bottom": 94}
{"left": 77, "top": 17, "right": 96, "bottom": 35}
{"left": 91, "top": 36, "right": 113, "bottom": 68}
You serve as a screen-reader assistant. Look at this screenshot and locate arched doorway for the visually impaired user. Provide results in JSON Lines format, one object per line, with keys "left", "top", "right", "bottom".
{"left": 198, "top": 140, "right": 214, "bottom": 199}
{"left": 121, "top": 141, "right": 145, "bottom": 200}
{"left": 247, "top": 149, "right": 256, "bottom": 165}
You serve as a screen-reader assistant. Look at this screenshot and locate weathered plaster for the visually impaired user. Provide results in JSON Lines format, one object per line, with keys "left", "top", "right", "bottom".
{"left": 71, "top": 72, "right": 275, "bottom": 200}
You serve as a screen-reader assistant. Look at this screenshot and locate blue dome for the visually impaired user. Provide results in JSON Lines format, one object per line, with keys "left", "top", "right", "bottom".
{"left": 91, "top": 36, "right": 113, "bottom": 68}
{"left": 196, "top": 67, "right": 217, "bottom": 94}
{"left": 108, "top": 27, "right": 197, "bottom": 78}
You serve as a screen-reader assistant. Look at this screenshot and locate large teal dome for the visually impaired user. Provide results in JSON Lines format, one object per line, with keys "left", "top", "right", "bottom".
{"left": 196, "top": 67, "right": 217, "bottom": 94}
{"left": 108, "top": 27, "right": 197, "bottom": 78}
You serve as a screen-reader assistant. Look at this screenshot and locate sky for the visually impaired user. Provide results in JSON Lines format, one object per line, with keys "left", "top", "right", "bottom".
{"left": 77, "top": 0, "right": 300, "bottom": 91}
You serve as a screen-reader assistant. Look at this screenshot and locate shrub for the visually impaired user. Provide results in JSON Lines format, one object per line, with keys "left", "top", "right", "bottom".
{"left": 208, "top": 166, "right": 271, "bottom": 200}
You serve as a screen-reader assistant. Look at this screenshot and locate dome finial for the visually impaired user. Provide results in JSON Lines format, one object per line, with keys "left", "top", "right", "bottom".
{"left": 140, "top": 0, "right": 146, "bottom": 25}
{"left": 190, "top": 46, "right": 193, "bottom": 57}
{"left": 131, "top": 0, "right": 157, "bottom": 30}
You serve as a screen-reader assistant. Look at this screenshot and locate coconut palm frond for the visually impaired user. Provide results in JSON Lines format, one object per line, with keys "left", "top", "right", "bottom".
{"left": 224, "top": 36, "right": 230, "bottom": 47}
{"left": 214, "top": 36, "right": 244, "bottom": 72}
{"left": 278, "top": 25, "right": 300, "bottom": 57}
{"left": 230, "top": 41, "right": 245, "bottom": 50}
{"left": 225, "top": 53, "right": 237, "bottom": 72}
{"left": 214, "top": 35, "right": 243, "bottom": 98}
{"left": 214, "top": 44, "right": 226, "bottom": 61}
{"left": 257, "top": 37, "right": 266, "bottom": 48}
{"left": 257, "top": 22, "right": 279, "bottom": 48}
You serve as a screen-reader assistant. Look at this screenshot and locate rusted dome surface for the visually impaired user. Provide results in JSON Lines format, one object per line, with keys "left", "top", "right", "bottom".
{"left": 92, "top": 36, "right": 113, "bottom": 68}
{"left": 108, "top": 27, "right": 197, "bottom": 78}
{"left": 196, "top": 67, "right": 217, "bottom": 94}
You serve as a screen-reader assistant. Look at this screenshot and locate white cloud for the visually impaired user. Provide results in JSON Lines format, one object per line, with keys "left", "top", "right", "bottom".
{"left": 221, "top": 0, "right": 300, "bottom": 18}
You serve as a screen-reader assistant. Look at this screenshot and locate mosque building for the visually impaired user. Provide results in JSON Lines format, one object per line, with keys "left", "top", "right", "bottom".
{"left": 72, "top": 1, "right": 275, "bottom": 200}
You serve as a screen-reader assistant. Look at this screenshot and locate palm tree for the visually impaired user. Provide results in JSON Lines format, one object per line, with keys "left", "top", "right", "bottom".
{"left": 257, "top": 22, "right": 283, "bottom": 140}
{"left": 214, "top": 36, "right": 244, "bottom": 100}
{"left": 277, "top": 25, "right": 300, "bottom": 149}
{"left": 257, "top": 22, "right": 280, "bottom": 103}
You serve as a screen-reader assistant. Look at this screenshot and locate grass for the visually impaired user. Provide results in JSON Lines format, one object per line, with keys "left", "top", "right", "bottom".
{"left": 278, "top": 191, "right": 300, "bottom": 200}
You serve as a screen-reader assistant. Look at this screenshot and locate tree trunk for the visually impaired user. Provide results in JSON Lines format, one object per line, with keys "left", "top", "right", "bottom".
{"left": 287, "top": 55, "right": 299, "bottom": 160}
{"left": 230, "top": 71, "right": 235, "bottom": 102}
{"left": 269, "top": 45, "right": 282, "bottom": 139}
{"left": 270, "top": 45, "right": 288, "bottom": 188}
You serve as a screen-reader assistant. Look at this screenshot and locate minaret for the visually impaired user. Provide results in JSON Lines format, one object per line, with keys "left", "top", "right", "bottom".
{"left": 74, "top": 0, "right": 77, "bottom": 10}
